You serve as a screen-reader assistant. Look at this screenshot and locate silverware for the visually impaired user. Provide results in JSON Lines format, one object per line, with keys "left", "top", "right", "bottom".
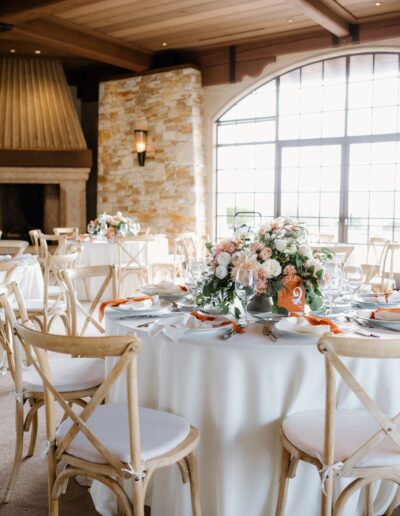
{"left": 354, "top": 329, "right": 381, "bottom": 338}
{"left": 118, "top": 314, "right": 160, "bottom": 320}
{"left": 219, "top": 329, "right": 237, "bottom": 340}
{"left": 263, "top": 322, "right": 278, "bottom": 342}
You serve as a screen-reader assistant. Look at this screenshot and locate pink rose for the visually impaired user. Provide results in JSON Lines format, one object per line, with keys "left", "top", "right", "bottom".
{"left": 250, "top": 242, "right": 264, "bottom": 252}
{"left": 259, "top": 247, "right": 272, "bottom": 261}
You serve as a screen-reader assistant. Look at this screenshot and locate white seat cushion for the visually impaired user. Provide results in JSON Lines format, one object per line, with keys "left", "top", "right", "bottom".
{"left": 14, "top": 298, "right": 67, "bottom": 313}
{"left": 23, "top": 358, "right": 104, "bottom": 393}
{"left": 56, "top": 404, "right": 190, "bottom": 463}
{"left": 282, "top": 409, "right": 400, "bottom": 468}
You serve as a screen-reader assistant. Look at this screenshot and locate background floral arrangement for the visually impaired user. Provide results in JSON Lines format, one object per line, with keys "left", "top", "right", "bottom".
{"left": 199, "top": 217, "right": 327, "bottom": 315}
{"left": 89, "top": 212, "right": 139, "bottom": 237}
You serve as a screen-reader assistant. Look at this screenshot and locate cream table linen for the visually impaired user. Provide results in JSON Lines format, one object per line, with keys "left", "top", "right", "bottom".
{"left": 0, "top": 260, "right": 44, "bottom": 298}
{"left": 75, "top": 237, "right": 169, "bottom": 300}
{"left": 90, "top": 315, "right": 399, "bottom": 516}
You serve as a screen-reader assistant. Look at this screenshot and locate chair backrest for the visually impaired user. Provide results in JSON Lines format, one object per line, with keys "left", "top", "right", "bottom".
{"left": 317, "top": 234, "right": 335, "bottom": 243}
{"left": 39, "top": 234, "right": 68, "bottom": 260}
{"left": 29, "top": 229, "right": 42, "bottom": 255}
{"left": 366, "top": 237, "right": 390, "bottom": 268}
{"left": 0, "top": 240, "right": 29, "bottom": 257}
{"left": 312, "top": 244, "right": 354, "bottom": 265}
{"left": 317, "top": 333, "right": 400, "bottom": 482}
{"left": 13, "top": 321, "right": 144, "bottom": 482}
{"left": 61, "top": 265, "right": 117, "bottom": 336}
{"left": 53, "top": 227, "right": 79, "bottom": 238}
{"left": 115, "top": 236, "right": 148, "bottom": 270}
{"left": 378, "top": 242, "right": 400, "bottom": 292}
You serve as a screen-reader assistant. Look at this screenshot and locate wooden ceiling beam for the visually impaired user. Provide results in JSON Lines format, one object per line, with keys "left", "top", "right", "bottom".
{"left": 289, "top": 0, "right": 350, "bottom": 37}
{"left": 11, "top": 18, "right": 150, "bottom": 72}
{"left": 0, "top": 0, "right": 101, "bottom": 24}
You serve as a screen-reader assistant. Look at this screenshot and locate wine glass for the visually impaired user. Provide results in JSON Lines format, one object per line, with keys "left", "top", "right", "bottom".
{"left": 235, "top": 269, "right": 256, "bottom": 326}
{"left": 87, "top": 223, "right": 95, "bottom": 238}
{"left": 99, "top": 220, "right": 107, "bottom": 240}
{"left": 119, "top": 222, "right": 128, "bottom": 237}
{"left": 342, "top": 263, "right": 363, "bottom": 314}
{"left": 322, "top": 260, "right": 342, "bottom": 317}
{"left": 185, "top": 261, "right": 206, "bottom": 304}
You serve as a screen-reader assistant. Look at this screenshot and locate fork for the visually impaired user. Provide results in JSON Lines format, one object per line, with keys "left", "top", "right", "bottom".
{"left": 263, "top": 322, "right": 278, "bottom": 342}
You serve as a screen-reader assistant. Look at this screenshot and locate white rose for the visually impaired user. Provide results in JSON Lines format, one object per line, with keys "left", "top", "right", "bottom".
{"left": 284, "top": 242, "right": 297, "bottom": 255}
{"left": 299, "top": 245, "right": 312, "bottom": 258}
{"left": 215, "top": 265, "right": 228, "bottom": 279}
{"left": 274, "top": 239, "right": 287, "bottom": 252}
{"left": 263, "top": 258, "right": 282, "bottom": 278}
{"left": 116, "top": 211, "right": 122, "bottom": 217}
{"left": 216, "top": 251, "right": 232, "bottom": 266}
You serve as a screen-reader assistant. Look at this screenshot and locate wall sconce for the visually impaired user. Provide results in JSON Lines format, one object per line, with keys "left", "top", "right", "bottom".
{"left": 135, "top": 129, "right": 147, "bottom": 166}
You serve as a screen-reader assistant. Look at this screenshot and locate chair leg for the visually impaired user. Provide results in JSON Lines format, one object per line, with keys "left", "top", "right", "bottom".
{"left": 131, "top": 480, "right": 145, "bottom": 516}
{"left": 186, "top": 451, "right": 201, "bottom": 516}
{"left": 275, "top": 446, "right": 291, "bottom": 516}
{"left": 386, "top": 486, "right": 400, "bottom": 515}
{"left": 48, "top": 444, "right": 59, "bottom": 516}
{"left": 2, "top": 396, "right": 24, "bottom": 503}
{"left": 321, "top": 472, "right": 334, "bottom": 516}
{"left": 27, "top": 408, "right": 38, "bottom": 457}
{"left": 365, "top": 482, "right": 373, "bottom": 516}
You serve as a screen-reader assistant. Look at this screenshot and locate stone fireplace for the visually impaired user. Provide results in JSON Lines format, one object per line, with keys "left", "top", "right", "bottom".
{"left": 0, "top": 57, "right": 91, "bottom": 236}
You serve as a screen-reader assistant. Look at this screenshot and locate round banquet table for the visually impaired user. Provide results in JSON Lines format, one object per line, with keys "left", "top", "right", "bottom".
{"left": 90, "top": 314, "right": 399, "bottom": 516}
{"left": 75, "top": 237, "right": 169, "bottom": 300}
{"left": 1, "top": 259, "right": 44, "bottom": 299}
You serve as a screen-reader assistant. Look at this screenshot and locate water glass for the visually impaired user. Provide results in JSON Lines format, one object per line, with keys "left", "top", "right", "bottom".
{"left": 185, "top": 261, "right": 206, "bottom": 302}
{"left": 322, "top": 260, "right": 342, "bottom": 317}
{"left": 235, "top": 269, "right": 256, "bottom": 325}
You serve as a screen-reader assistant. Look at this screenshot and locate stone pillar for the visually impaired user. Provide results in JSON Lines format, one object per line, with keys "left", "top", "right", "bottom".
{"left": 60, "top": 180, "right": 87, "bottom": 231}
{"left": 43, "top": 185, "right": 60, "bottom": 233}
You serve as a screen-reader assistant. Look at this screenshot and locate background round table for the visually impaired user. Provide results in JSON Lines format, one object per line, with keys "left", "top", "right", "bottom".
{"left": 0, "top": 259, "right": 44, "bottom": 299}
{"left": 90, "top": 314, "right": 399, "bottom": 516}
{"left": 75, "top": 237, "right": 169, "bottom": 300}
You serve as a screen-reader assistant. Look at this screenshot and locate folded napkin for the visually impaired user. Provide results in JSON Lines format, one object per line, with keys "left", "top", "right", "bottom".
{"left": 190, "top": 311, "right": 244, "bottom": 334}
{"left": 147, "top": 312, "right": 242, "bottom": 342}
{"left": 289, "top": 314, "right": 342, "bottom": 334}
{"left": 145, "top": 280, "right": 187, "bottom": 294}
{"left": 99, "top": 295, "right": 153, "bottom": 321}
{"left": 370, "top": 307, "right": 400, "bottom": 321}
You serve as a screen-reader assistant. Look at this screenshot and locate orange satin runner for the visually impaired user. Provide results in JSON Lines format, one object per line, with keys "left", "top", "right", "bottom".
{"left": 370, "top": 307, "right": 400, "bottom": 319}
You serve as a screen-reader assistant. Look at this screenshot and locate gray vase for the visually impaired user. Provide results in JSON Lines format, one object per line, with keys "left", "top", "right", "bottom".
{"left": 247, "top": 294, "right": 273, "bottom": 313}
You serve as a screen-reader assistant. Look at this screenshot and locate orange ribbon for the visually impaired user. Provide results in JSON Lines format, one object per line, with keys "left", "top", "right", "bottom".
{"left": 179, "top": 285, "right": 188, "bottom": 292}
{"left": 99, "top": 296, "right": 152, "bottom": 321}
{"left": 370, "top": 307, "right": 400, "bottom": 319}
{"left": 290, "top": 313, "right": 342, "bottom": 334}
{"left": 190, "top": 311, "right": 245, "bottom": 334}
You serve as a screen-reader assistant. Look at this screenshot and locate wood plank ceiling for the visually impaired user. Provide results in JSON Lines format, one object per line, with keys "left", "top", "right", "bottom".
{"left": 0, "top": 0, "right": 399, "bottom": 85}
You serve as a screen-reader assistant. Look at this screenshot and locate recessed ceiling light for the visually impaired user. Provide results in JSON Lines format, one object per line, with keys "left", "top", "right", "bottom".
{"left": 162, "top": 42, "right": 167, "bottom": 47}
{"left": 375, "top": 1, "right": 382, "bottom": 5}
{"left": 287, "top": 18, "right": 294, "bottom": 23}
{"left": 34, "top": 49, "right": 41, "bottom": 54}
{"left": 9, "top": 49, "right": 16, "bottom": 53}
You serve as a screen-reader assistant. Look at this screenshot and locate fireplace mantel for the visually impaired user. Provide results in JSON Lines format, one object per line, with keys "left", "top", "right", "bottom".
{"left": 0, "top": 167, "right": 90, "bottom": 231}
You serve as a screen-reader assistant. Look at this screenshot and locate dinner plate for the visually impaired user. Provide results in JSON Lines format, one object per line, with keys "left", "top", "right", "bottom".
{"left": 111, "top": 300, "right": 172, "bottom": 315}
{"left": 140, "top": 286, "right": 186, "bottom": 300}
{"left": 354, "top": 292, "right": 400, "bottom": 309}
{"left": 186, "top": 323, "right": 232, "bottom": 336}
{"left": 355, "top": 309, "right": 400, "bottom": 329}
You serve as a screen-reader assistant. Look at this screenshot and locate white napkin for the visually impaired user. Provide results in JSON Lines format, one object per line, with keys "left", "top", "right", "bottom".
{"left": 0, "top": 255, "right": 11, "bottom": 262}
{"left": 147, "top": 313, "right": 212, "bottom": 342}
{"left": 146, "top": 280, "right": 183, "bottom": 294}
{"left": 116, "top": 298, "right": 153, "bottom": 311}
{"left": 373, "top": 310, "right": 400, "bottom": 321}
{"left": 276, "top": 317, "right": 330, "bottom": 336}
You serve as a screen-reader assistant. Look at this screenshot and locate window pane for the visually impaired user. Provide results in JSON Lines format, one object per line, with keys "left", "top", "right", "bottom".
{"left": 348, "top": 81, "right": 373, "bottom": 109}
{"left": 374, "top": 54, "right": 399, "bottom": 78}
{"left": 348, "top": 108, "right": 372, "bottom": 136}
{"left": 350, "top": 54, "right": 373, "bottom": 82}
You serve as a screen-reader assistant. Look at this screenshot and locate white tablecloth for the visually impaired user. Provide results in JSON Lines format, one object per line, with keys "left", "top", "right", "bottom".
{"left": 90, "top": 315, "right": 399, "bottom": 516}
{"left": 75, "top": 237, "right": 169, "bottom": 300}
{"left": 0, "top": 260, "right": 44, "bottom": 299}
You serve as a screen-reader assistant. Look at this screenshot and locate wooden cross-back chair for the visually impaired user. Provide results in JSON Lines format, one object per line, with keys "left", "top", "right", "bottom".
{"left": 60, "top": 265, "right": 117, "bottom": 336}
{"left": 151, "top": 236, "right": 186, "bottom": 282}
{"left": 53, "top": 227, "right": 79, "bottom": 238}
{"left": 376, "top": 242, "right": 400, "bottom": 293}
{"left": 29, "top": 229, "right": 42, "bottom": 256}
{"left": 276, "top": 333, "right": 400, "bottom": 516}
{"left": 14, "top": 323, "right": 201, "bottom": 516}
{"left": 0, "top": 262, "right": 18, "bottom": 372}
{"left": 115, "top": 236, "right": 149, "bottom": 297}
{"left": 312, "top": 244, "right": 355, "bottom": 266}
{"left": 38, "top": 235, "right": 68, "bottom": 261}
{"left": 0, "top": 283, "right": 105, "bottom": 504}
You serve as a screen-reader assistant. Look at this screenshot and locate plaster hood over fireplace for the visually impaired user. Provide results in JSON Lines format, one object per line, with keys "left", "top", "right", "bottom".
{"left": 0, "top": 57, "right": 92, "bottom": 232}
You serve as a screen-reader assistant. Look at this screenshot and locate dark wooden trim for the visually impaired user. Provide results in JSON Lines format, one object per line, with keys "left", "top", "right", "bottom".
{"left": 0, "top": 149, "right": 92, "bottom": 168}
{"left": 12, "top": 18, "right": 149, "bottom": 72}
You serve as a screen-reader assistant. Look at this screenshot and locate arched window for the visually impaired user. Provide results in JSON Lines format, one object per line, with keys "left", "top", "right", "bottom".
{"left": 216, "top": 52, "right": 400, "bottom": 259}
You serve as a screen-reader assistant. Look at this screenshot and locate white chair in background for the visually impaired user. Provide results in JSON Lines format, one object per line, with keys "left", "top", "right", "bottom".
{"left": 115, "top": 236, "right": 148, "bottom": 297}
{"left": 312, "top": 244, "right": 355, "bottom": 265}
{"left": 53, "top": 227, "right": 79, "bottom": 238}
{"left": 28, "top": 229, "right": 41, "bottom": 256}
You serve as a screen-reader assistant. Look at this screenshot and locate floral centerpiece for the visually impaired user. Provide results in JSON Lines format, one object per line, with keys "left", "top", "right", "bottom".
{"left": 88, "top": 212, "right": 140, "bottom": 238}
{"left": 198, "top": 217, "right": 327, "bottom": 316}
